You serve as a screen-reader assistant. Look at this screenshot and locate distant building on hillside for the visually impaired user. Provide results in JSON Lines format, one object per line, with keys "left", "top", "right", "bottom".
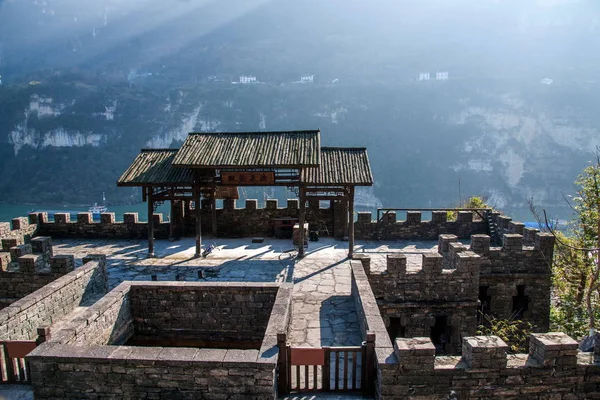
{"left": 239, "top": 76, "right": 257, "bottom": 84}
{"left": 418, "top": 73, "right": 430, "bottom": 81}
{"left": 436, "top": 72, "right": 449, "bottom": 80}
{"left": 300, "top": 75, "right": 314, "bottom": 83}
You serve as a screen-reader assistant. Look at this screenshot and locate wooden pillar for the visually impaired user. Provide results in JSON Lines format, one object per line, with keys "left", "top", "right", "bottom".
{"left": 348, "top": 186, "right": 355, "bottom": 258}
{"left": 147, "top": 187, "right": 154, "bottom": 257}
{"left": 211, "top": 185, "right": 217, "bottom": 237}
{"left": 277, "top": 332, "right": 289, "bottom": 394}
{"left": 298, "top": 186, "right": 306, "bottom": 257}
{"left": 169, "top": 200, "right": 176, "bottom": 241}
{"left": 195, "top": 185, "right": 202, "bottom": 257}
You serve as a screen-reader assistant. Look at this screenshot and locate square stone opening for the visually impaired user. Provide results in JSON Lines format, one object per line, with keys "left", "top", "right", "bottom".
{"left": 28, "top": 281, "right": 292, "bottom": 399}
{"left": 126, "top": 283, "right": 280, "bottom": 349}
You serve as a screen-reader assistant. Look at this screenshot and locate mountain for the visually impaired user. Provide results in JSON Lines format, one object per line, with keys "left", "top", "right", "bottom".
{"left": 0, "top": 0, "right": 599, "bottom": 208}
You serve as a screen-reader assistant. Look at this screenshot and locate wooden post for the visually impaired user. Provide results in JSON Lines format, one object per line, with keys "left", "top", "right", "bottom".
{"left": 363, "top": 331, "right": 375, "bottom": 395}
{"left": 348, "top": 186, "right": 355, "bottom": 258}
{"left": 195, "top": 185, "right": 202, "bottom": 257}
{"left": 298, "top": 186, "right": 306, "bottom": 257}
{"left": 169, "top": 199, "right": 176, "bottom": 241}
{"left": 211, "top": 185, "right": 217, "bottom": 237}
{"left": 277, "top": 332, "right": 289, "bottom": 395}
{"left": 147, "top": 187, "right": 154, "bottom": 257}
{"left": 323, "top": 346, "right": 331, "bottom": 391}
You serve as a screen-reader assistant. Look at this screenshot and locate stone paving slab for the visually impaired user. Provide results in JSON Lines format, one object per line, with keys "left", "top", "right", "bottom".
{"left": 49, "top": 237, "right": 439, "bottom": 350}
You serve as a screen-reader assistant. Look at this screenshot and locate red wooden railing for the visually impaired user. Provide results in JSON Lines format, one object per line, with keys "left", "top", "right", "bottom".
{"left": 0, "top": 326, "right": 50, "bottom": 384}
{"left": 278, "top": 331, "right": 375, "bottom": 395}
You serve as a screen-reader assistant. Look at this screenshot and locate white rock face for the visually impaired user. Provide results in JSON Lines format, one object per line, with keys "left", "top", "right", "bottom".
{"left": 145, "top": 105, "right": 222, "bottom": 148}
{"left": 451, "top": 104, "right": 600, "bottom": 189}
{"left": 26, "top": 95, "right": 65, "bottom": 118}
{"left": 9, "top": 95, "right": 108, "bottom": 154}
{"left": 10, "top": 125, "right": 107, "bottom": 155}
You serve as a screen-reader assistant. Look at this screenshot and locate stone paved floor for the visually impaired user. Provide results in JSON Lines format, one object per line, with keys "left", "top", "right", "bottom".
{"left": 1, "top": 237, "right": 441, "bottom": 399}
{"left": 49, "top": 237, "right": 441, "bottom": 348}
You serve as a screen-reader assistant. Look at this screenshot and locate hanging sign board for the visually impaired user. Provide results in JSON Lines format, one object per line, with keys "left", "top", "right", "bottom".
{"left": 221, "top": 171, "right": 275, "bottom": 185}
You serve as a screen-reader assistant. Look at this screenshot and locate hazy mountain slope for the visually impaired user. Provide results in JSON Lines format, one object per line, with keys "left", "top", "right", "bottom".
{"left": 0, "top": 0, "right": 598, "bottom": 207}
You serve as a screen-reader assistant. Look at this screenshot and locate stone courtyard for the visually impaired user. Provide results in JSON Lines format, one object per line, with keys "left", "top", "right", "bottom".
{"left": 49, "top": 236, "right": 441, "bottom": 349}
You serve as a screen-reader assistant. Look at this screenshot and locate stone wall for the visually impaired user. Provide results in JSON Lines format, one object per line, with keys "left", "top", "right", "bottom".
{"left": 28, "top": 282, "right": 293, "bottom": 399}
{"left": 351, "top": 261, "right": 600, "bottom": 400}
{"left": 354, "top": 210, "right": 488, "bottom": 240}
{"left": 440, "top": 231, "right": 555, "bottom": 332}
{"left": 354, "top": 230, "right": 555, "bottom": 354}
{"left": 130, "top": 282, "right": 280, "bottom": 344}
{"left": 185, "top": 199, "right": 336, "bottom": 238}
{"left": 0, "top": 237, "right": 83, "bottom": 307}
{"left": 0, "top": 217, "right": 38, "bottom": 242}
{"left": 32, "top": 212, "right": 170, "bottom": 240}
{"left": 356, "top": 250, "right": 481, "bottom": 354}
{"left": 49, "top": 280, "right": 133, "bottom": 346}
{"left": 377, "top": 333, "right": 600, "bottom": 399}
{"left": 0, "top": 256, "right": 107, "bottom": 341}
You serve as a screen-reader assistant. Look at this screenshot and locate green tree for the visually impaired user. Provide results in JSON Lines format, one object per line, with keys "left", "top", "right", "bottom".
{"left": 535, "top": 148, "right": 600, "bottom": 338}
{"left": 447, "top": 196, "right": 493, "bottom": 222}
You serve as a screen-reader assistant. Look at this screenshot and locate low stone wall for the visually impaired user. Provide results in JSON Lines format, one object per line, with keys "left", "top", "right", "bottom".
{"left": 28, "top": 281, "right": 293, "bottom": 399}
{"left": 31, "top": 212, "right": 170, "bottom": 240}
{"left": 378, "top": 333, "right": 600, "bottom": 399}
{"left": 49, "top": 280, "right": 133, "bottom": 346}
{"left": 0, "top": 256, "right": 107, "bottom": 341}
{"left": 354, "top": 210, "right": 488, "bottom": 240}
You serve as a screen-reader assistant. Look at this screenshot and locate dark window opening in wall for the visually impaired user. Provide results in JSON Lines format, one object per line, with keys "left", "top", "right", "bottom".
{"left": 478, "top": 286, "right": 492, "bottom": 324}
{"left": 430, "top": 316, "right": 451, "bottom": 354}
{"left": 387, "top": 317, "right": 405, "bottom": 341}
{"left": 512, "top": 285, "right": 529, "bottom": 319}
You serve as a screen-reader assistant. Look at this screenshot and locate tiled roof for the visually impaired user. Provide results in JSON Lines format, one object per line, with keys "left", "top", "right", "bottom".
{"left": 303, "top": 147, "right": 373, "bottom": 186}
{"left": 172, "top": 130, "right": 320, "bottom": 168}
{"left": 117, "top": 149, "right": 194, "bottom": 186}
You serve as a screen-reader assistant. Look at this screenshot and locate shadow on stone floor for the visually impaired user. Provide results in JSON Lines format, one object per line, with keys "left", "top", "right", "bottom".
{"left": 319, "top": 295, "right": 361, "bottom": 347}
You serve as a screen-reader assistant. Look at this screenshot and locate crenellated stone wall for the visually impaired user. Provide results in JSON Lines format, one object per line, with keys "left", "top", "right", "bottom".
{"left": 32, "top": 212, "right": 170, "bottom": 240}
{"left": 354, "top": 210, "right": 488, "bottom": 240}
{"left": 0, "top": 256, "right": 107, "bottom": 341}
{"left": 353, "top": 230, "right": 555, "bottom": 354}
{"left": 377, "top": 333, "right": 600, "bottom": 399}
{"left": 356, "top": 250, "right": 481, "bottom": 354}
{"left": 350, "top": 260, "right": 600, "bottom": 400}
{"left": 185, "top": 198, "right": 336, "bottom": 238}
{"left": 0, "top": 237, "right": 90, "bottom": 308}
{"left": 439, "top": 231, "right": 555, "bottom": 332}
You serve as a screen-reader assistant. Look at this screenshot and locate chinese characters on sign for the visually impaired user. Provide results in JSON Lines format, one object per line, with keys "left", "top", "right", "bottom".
{"left": 221, "top": 171, "right": 275, "bottom": 185}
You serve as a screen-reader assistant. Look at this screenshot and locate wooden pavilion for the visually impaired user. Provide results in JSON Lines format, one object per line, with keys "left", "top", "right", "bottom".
{"left": 117, "top": 130, "right": 373, "bottom": 258}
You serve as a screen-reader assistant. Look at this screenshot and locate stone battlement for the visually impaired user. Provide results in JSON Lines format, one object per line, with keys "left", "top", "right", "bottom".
{"left": 31, "top": 211, "right": 170, "bottom": 239}
{"left": 355, "top": 210, "right": 488, "bottom": 240}
{"left": 350, "top": 259, "right": 600, "bottom": 399}
{"left": 439, "top": 232, "right": 554, "bottom": 331}
{"left": 0, "top": 236, "right": 84, "bottom": 307}
{"left": 366, "top": 251, "right": 480, "bottom": 304}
